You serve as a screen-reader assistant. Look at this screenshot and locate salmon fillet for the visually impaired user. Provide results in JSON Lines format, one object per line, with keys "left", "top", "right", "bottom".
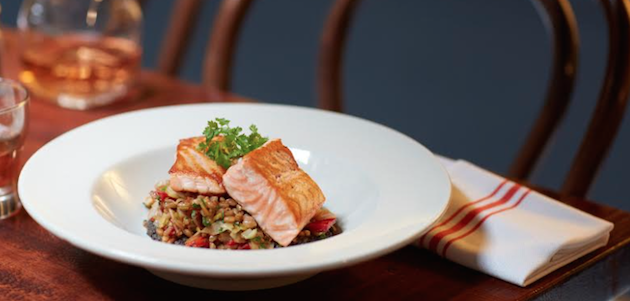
{"left": 169, "top": 136, "right": 226, "bottom": 195}
{"left": 222, "top": 139, "right": 326, "bottom": 246}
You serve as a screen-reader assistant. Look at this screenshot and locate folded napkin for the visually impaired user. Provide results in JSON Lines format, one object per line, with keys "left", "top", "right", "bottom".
{"left": 416, "top": 159, "right": 614, "bottom": 287}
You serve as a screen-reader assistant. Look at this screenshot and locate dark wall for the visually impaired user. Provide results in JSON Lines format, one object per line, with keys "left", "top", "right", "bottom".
{"left": 2, "top": 0, "right": 628, "bottom": 210}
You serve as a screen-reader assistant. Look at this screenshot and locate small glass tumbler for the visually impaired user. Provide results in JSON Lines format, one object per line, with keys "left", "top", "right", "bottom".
{"left": 0, "top": 79, "right": 29, "bottom": 219}
{"left": 17, "top": 0, "right": 142, "bottom": 110}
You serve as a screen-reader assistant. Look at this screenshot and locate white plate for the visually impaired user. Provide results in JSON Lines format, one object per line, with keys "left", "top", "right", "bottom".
{"left": 18, "top": 103, "right": 451, "bottom": 290}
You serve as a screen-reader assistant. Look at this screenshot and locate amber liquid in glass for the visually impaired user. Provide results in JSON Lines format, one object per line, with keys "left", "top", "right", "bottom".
{"left": 0, "top": 133, "right": 24, "bottom": 218}
{"left": 0, "top": 135, "right": 22, "bottom": 193}
{"left": 19, "top": 34, "right": 141, "bottom": 110}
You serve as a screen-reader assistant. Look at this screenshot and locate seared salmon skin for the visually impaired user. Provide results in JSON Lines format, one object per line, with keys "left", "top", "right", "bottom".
{"left": 169, "top": 136, "right": 226, "bottom": 195}
{"left": 222, "top": 139, "right": 326, "bottom": 246}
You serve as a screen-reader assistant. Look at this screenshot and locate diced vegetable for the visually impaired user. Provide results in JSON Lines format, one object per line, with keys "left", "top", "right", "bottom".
{"left": 156, "top": 191, "right": 169, "bottom": 202}
{"left": 305, "top": 218, "right": 336, "bottom": 234}
{"left": 221, "top": 222, "right": 234, "bottom": 232}
{"left": 143, "top": 196, "right": 155, "bottom": 208}
{"left": 147, "top": 201, "right": 159, "bottom": 219}
{"left": 185, "top": 236, "right": 209, "bottom": 248}
{"left": 208, "top": 221, "right": 226, "bottom": 235}
{"left": 241, "top": 228, "right": 257, "bottom": 240}
{"left": 165, "top": 186, "right": 183, "bottom": 199}
{"left": 158, "top": 214, "right": 171, "bottom": 228}
{"left": 226, "top": 239, "right": 251, "bottom": 249}
{"left": 213, "top": 211, "right": 224, "bottom": 222}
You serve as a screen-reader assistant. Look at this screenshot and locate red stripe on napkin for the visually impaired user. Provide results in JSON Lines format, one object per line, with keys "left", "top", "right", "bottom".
{"left": 441, "top": 189, "right": 531, "bottom": 256}
{"left": 418, "top": 180, "right": 509, "bottom": 247}
{"left": 427, "top": 183, "right": 522, "bottom": 253}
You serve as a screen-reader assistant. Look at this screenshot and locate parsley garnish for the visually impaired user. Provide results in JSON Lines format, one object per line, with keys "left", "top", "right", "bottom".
{"left": 202, "top": 216, "right": 211, "bottom": 227}
{"left": 197, "top": 118, "right": 268, "bottom": 168}
{"left": 192, "top": 203, "right": 201, "bottom": 210}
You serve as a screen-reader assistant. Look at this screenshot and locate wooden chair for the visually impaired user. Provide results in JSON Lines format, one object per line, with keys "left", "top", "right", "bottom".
{"left": 318, "top": 0, "right": 629, "bottom": 199}
{"left": 155, "top": 0, "right": 204, "bottom": 76}
{"left": 560, "top": 0, "right": 630, "bottom": 198}
{"left": 312, "top": 1, "right": 630, "bottom": 299}
{"left": 148, "top": 0, "right": 628, "bottom": 198}
{"left": 138, "top": 0, "right": 202, "bottom": 75}
{"left": 141, "top": 0, "right": 252, "bottom": 91}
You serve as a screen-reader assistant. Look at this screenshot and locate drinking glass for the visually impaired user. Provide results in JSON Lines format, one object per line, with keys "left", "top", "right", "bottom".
{"left": 17, "top": 0, "right": 142, "bottom": 110}
{"left": 0, "top": 79, "right": 29, "bottom": 219}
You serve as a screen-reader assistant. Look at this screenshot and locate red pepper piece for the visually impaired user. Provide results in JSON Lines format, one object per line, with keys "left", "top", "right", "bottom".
{"left": 305, "top": 218, "right": 336, "bottom": 234}
{"left": 185, "top": 236, "right": 209, "bottom": 248}
{"left": 156, "top": 191, "right": 169, "bottom": 202}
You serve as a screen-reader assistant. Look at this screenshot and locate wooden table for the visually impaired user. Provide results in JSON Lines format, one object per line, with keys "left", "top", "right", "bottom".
{"left": 1, "top": 31, "right": 629, "bottom": 301}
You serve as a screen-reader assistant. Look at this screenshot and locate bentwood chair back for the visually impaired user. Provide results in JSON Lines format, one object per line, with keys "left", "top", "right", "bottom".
{"left": 142, "top": 0, "right": 252, "bottom": 87}
{"left": 560, "top": 0, "right": 630, "bottom": 198}
{"left": 318, "top": 0, "right": 630, "bottom": 199}
{"left": 139, "top": 0, "right": 202, "bottom": 75}
{"left": 150, "top": 0, "right": 629, "bottom": 199}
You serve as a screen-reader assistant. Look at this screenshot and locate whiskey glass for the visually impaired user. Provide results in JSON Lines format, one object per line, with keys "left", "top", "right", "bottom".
{"left": 17, "top": 0, "right": 142, "bottom": 110}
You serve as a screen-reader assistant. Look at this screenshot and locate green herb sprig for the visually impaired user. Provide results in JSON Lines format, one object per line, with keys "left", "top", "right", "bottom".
{"left": 198, "top": 118, "right": 268, "bottom": 168}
